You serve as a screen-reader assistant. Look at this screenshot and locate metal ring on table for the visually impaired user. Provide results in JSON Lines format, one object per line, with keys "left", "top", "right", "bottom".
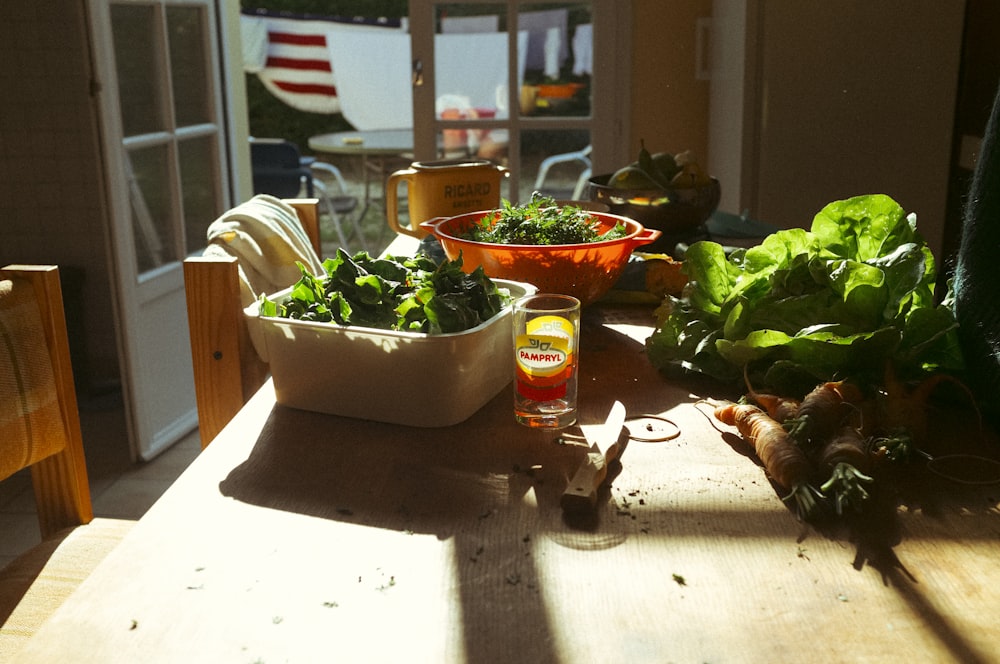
{"left": 926, "top": 454, "right": 1000, "bottom": 485}
{"left": 625, "top": 414, "right": 681, "bottom": 442}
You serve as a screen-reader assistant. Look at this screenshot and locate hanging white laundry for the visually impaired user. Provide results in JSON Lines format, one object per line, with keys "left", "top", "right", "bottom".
{"left": 543, "top": 27, "right": 561, "bottom": 79}
{"left": 326, "top": 29, "right": 413, "bottom": 130}
{"left": 572, "top": 24, "right": 593, "bottom": 76}
{"left": 517, "top": 8, "right": 568, "bottom": 72}
{"left": 440, "top": 15, "right": 499, "bottom": 33}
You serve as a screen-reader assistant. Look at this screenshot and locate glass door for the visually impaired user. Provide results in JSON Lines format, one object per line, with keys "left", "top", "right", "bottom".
{"left": 90, "top": 0, "right": 230, "bottom": 459}
{"left": 409, "top": 0, "right": 628, "bottom": 205}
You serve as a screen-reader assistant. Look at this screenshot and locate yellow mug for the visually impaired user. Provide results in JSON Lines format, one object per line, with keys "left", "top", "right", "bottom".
{"left": 386, "top": 159, "right": 507, "bottom": 238}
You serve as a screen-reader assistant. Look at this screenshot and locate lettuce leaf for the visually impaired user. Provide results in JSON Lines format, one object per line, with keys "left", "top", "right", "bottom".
{"left": 646, "top": 194, "right": 963, "bottom": 392}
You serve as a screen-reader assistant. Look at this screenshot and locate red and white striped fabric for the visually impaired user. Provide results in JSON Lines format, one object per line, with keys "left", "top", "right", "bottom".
{"left": 240, "top": 11, "right": 403, "bottom": 115}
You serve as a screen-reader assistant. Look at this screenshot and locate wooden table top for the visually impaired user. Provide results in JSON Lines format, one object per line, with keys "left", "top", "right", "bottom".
{"left": 12, "top": 303, "right": 1000, "bottom": 664}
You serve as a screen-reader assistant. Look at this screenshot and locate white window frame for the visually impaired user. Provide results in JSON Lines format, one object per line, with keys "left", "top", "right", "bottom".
{"left": 408, "top": 0, "right": 632, "bottom": 198}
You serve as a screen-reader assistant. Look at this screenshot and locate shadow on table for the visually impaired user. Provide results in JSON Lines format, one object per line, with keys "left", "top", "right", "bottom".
{"left": 219, "top": 312, "right": 1000, "bottom": 664}
{"left": 217, "top": 316, "right": 677, "bottom": 663}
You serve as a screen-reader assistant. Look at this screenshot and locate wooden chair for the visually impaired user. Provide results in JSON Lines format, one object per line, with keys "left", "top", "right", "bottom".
{"left": 0, "top": 265, "right": 133, "bottom": 659}
{"left": 183, "top": 198, "right": 322, "bottom": 448}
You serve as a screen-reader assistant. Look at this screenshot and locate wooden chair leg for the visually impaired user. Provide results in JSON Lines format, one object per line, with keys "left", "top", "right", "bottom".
{"left": 2, "top": 265, "right": 93, "bottom": 537}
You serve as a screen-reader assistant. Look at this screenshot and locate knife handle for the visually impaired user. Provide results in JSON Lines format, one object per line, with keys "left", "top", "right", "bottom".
{"left": 560, "top": 445, "right": 616, "bottom": 512}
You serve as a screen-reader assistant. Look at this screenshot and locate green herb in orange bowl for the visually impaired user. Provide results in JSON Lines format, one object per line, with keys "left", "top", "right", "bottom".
{"left": 420, "top": 195, "right": 661, "bottom": 306}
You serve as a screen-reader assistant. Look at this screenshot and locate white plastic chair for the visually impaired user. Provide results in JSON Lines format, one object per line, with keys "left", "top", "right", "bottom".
{"left": 532, "top": 144, "right": 592, "bottom": 200}
{"left": 308, "top": 160, "right": 367, "bottom": 252}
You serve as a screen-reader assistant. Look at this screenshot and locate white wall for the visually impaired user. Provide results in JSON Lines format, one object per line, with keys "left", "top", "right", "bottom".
{"left": 708, "top": 1, "right": 965, "bottom": 260}
{"left": 707, "top": 0, "right": 751, "bottom": 215}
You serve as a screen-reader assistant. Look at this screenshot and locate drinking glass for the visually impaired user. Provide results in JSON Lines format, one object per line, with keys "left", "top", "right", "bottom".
{"left": 512, "top": 293, "right": 580, "bottom": 428}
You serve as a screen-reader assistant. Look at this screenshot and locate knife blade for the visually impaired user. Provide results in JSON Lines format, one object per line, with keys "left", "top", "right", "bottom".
{"left": 560, "top": 400, "right": 627, "bottom": 512}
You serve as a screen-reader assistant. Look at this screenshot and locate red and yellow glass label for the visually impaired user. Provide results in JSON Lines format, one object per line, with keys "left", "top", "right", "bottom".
{"left": 515, "top": 315, "right": 575, "bottom": 397}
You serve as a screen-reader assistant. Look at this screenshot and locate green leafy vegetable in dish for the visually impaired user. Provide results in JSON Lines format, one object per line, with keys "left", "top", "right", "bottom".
{"left": 646, "top": 194, "right": 964, "bottom": 395}
{"left": 462, "top": 193, "right": 628, "bottom": 245}
{"left": 258, "top": 249, "right": 509, "bottom": 334}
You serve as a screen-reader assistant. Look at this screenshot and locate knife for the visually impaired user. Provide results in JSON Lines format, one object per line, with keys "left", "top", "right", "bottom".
{"left": 560, "top": 400, "right": 628, "bottom": 513}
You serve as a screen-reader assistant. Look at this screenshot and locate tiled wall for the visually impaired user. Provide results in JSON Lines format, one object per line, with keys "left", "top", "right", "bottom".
{"left": 0, "top": 0, "right": 120, "bottom": 390}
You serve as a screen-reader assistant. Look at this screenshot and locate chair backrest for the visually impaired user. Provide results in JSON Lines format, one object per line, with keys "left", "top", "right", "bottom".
{"left": 250, "top": 138, "right": 310, "bottom": 199}
{"left": 183, "top": 199, "right": 321, "bottom": 447}
{"left": 0, "top": 265, "right": 93, "bottom": 540}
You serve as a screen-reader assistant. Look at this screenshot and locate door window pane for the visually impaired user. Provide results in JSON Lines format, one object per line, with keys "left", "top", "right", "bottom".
{"left": 434, "top": 3, "right": 510, "bottom": 159}
{"left": 111, "top": 5, "right": 166, "bottom": 137}
{"left": 517, "top": 4, "right": 592, "bottom": 119}
{"left": 424, "top": 1, "right": 593, "bottom": 202}
{"left": 179, "top": 136, "right": 221, "bottom": 255}
{"left": 519, "top": 3, "right": 593, "bottom": 202}
{"left": 126, "top": 145, "right": 177, "bottom": 272}
{"left": 110, "top": 0, "right": 225, "bottom": 273}
{"left": 167, "top": 6, "right": 212, "bottom": 127}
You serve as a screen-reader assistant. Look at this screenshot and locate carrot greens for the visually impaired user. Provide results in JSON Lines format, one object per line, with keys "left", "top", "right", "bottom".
{"left": 463, "top": 193, "right": 628, "bottom": 245}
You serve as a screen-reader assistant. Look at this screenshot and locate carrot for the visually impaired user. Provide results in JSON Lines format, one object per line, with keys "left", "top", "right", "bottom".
{"left": 713, "top": 402, "right": 822, "bottom": 519}
{"left": 784, "top": 380, "right": 863, "bottom": 450}
{"left": 743, "top": 366, "right": 801, "bottom": 423}
{"left": 879, "top": 361, "right": 980, "bottom": 456}
{"left": 750, "top": 392, "right": 801, "bottom": 424}
{"left": 817, "top": 424, "right": 874, "bottom": 515}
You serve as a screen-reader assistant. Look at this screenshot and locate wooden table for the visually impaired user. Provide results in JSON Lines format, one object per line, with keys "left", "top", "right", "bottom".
{"left": 12, "top": 301, "right": 1000, "bottom": 663}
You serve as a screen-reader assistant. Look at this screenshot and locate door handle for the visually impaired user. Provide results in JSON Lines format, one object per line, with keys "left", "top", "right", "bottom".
{"left": 412, "top": 59, "right": 423, "bottom": 87}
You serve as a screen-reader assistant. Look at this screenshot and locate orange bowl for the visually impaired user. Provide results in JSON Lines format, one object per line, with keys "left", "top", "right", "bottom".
{"left": 420, "top": 210, "right": 661, "bottom": 306}
{"left": 535, "top": 82, "right": 586, "bottom": 99}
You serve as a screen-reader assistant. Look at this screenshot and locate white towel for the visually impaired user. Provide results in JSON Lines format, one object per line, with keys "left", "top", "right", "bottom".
{"left": 204, "top": 195, "right": 324, "bottom": 306}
